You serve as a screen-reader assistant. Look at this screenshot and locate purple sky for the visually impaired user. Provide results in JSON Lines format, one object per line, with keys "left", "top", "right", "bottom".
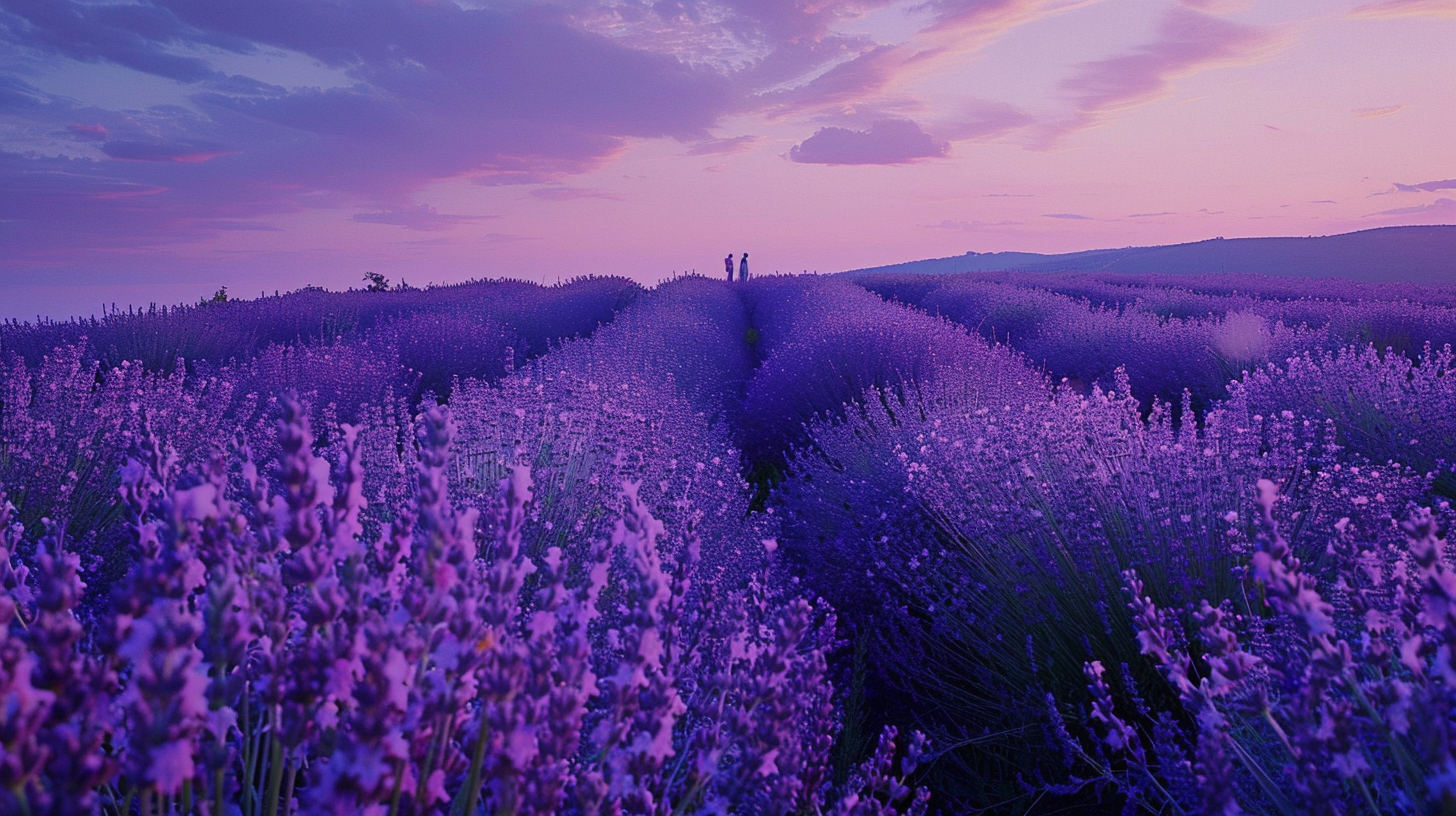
{"left": 2, "top": 0, "right": 1453, "bottom": 319}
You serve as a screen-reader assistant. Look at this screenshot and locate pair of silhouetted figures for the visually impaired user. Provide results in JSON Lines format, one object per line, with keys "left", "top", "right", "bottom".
{"left": 724, "top": 253, "right": 749, "bottom": 282}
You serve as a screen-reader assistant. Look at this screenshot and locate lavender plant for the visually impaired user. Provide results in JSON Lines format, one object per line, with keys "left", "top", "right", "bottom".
{"left": 1053, "top": 480, "right": 1456, "bottom": 815}
{"left": 0, "top": 398, "right": 929, "bottom": 814}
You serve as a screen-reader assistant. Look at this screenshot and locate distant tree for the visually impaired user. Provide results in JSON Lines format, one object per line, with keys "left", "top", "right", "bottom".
{"left": 363, "top": 271, "right": 390, "bottom": 292}
{"left": 199, "top": 286, "right": 229, "bottom": 305}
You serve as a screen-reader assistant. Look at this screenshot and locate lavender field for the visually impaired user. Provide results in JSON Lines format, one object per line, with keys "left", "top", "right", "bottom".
{"left": 3, "top": 270, "right": 1456, "bottom": 815}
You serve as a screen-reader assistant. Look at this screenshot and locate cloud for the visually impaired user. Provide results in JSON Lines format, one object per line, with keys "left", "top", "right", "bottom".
{"left": 1, "top": 0, "right": 232, "bottom": 83}
{"left": 1127, "top": 211, "right": 1176, "bottom": 217}
{"left": 924, "top": 219, "right": 1023, "bottom": 230}
{"left": 0, "top": 0, "right": 735, "bottom": 264}
{"left": 936, "top": 100, "right": 1036, "bottom": 141}
{"left": 528, "top": 186, "right": 624, "bottom": 202}
{"left": 766, "top": 45, "right": 931, "bottom": 116}
{"left": 1043, "top": 212, "right": 1095, "bottom": 220}
{"left": 1368, "top": 197, "right": 1456, "bottom": 217}
{"left": 788, "top": 119, "right": 949, "bottom": 165}
{"left": 1353, "top": 104, "right": 1406, "bottom": 118}
{"left": 684, "top": 135, "right": 758, "bottom": 156}
{"left": 1394, "top": 178, "right": 1456, "bottom": 193}
{"left": 1043, "top": 6, "right": 1281, "bottom": 142}
{"left": 1349, "top": 0, "right": 1456, "bottom": 19}
{"left": 352, "top": 204, "right": 488, "bottom": 231}
{"left": 101, "top": 139, "right": 235, "bottom": 163}
{"left": 761, "top": 1, "right": 1088, "bottom": 119}
{"left": 67, "top": 123, "right": 110, "bottom": 141}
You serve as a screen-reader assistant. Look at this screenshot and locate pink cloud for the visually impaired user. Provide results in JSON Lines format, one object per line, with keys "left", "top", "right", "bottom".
{"left": 1043, "top": 7, "right": 1281, "bottom": 142}
{"left": 1349, "top": 0, "right": 1456, "bottom": 19}
{"left": 528, "top": 186, "right": 625, "bottom": 202}
{"left": 1353, "top": 104, "right": 1406, "bottom": 118}
{"left": 936, "top": 100, "right": 1036, "bottom": 142}
{"left": 788, "top": 119, "right": 949, "bottom": 165}
{"left": 765, "top": 45, "right": 931, "bottom": 117}
{"left": 67, "top": 123, "right": 110, "bottom": 140}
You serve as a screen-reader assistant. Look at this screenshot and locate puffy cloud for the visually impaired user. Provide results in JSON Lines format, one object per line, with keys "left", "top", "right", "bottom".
{"left": 788, "top": 119, "right": 949, "bottom": 165}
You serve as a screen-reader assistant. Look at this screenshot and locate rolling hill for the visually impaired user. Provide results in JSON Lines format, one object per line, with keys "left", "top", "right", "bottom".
{"left": 841, "top": 225, "right": 1456, "bottom": 284}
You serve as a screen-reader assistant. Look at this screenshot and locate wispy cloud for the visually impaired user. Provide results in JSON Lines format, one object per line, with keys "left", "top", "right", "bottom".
{"left": 352, "top": 204, "right": 490, "bottom": 231}
{"left": 1043, "top": 212, "right": 1095, "bottom": 220}
{"left": 1368, "top": 197, "right": 1456, "bottom": 217}
{"left": 1353, "top": 104, "right": 1406, "bottom": 118}
{"left": 1127, "top": 211, "right": 1176, "bottom": 218}
{"left": 936, "top": 100, "right": 1037, "bottom": 141}
{"left": 924, "top": 218, "right": 1024, "bottom": 230}
{"left": 788, "top": 118, "right": 949, "bottom": 165}
{"left": 1349, "top": 0, "right": 1456, "bottom": 19}
{"left": 684, "top": 135, "right": 758, "bottom": 156}
{"left": 1040, "top": 6, "right": 1282, "bottom": 143}
{"left": 528, "top": 186, "right": 624, "bottom": 202}
{"left": 1394, "top": 178, "right": 1456, "bottom": 193}
{"left": 101, "top": 140, "right": 236, "bottom": 163}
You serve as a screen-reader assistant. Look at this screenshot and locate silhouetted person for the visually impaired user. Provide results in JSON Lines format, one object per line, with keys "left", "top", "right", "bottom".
{"left": 739, "top": 252, "right": 749, "bottom": 282}
{"left": 725, "top": 254, "right": 734, "bottom": 282}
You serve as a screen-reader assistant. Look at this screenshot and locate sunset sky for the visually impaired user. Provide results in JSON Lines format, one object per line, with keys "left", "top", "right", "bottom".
{"left": 2, "top": 0, "right": 1453, "bottom": 319}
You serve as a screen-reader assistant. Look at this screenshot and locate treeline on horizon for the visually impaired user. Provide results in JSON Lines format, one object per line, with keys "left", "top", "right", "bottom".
{"left": 2, "top": 267, "right": 1455, "bottom": 814}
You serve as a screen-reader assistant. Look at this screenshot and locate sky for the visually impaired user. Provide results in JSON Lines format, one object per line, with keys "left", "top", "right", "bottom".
{"left": 1, "top": 0, "right": 1453, "bottom": 319}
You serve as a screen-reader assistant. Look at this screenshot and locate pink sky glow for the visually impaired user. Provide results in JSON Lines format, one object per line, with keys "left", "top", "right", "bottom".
{"left": 1, "top": 0, "right": 1453, "bottom": 319}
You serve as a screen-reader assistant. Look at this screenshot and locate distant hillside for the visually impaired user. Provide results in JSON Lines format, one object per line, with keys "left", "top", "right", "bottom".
{"left": 841, "top": 225, "right": 1456, "bottom": 284}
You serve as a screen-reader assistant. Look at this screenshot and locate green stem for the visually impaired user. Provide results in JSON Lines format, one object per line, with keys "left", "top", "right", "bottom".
{"left": 240, "top": 690, "right": 256, "bottom": 816}
{"left": 386, "top": 758, "right": 407, "bottom": 816}
{"left": 458, "top": 718, "right": 490, "bottom": 816}
{"left": 280, "top": 763, "right": 297, "bottom": 816}
{"left": 263, "top": 736, "right": 284, "bottom": 816}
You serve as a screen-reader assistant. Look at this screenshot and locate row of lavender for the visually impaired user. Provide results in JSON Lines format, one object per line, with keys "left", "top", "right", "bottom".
{"left": 777, "top": 273, "right": 1456, "bottom": 812}
{"left": 858, "top": 270, "right": 1456, "bottom": 420}
{"left": 0, "top": 275, "right": 931, "bottom": 814}
{"left": 5, "top": 268, "right": 1456, "bottom": 813}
